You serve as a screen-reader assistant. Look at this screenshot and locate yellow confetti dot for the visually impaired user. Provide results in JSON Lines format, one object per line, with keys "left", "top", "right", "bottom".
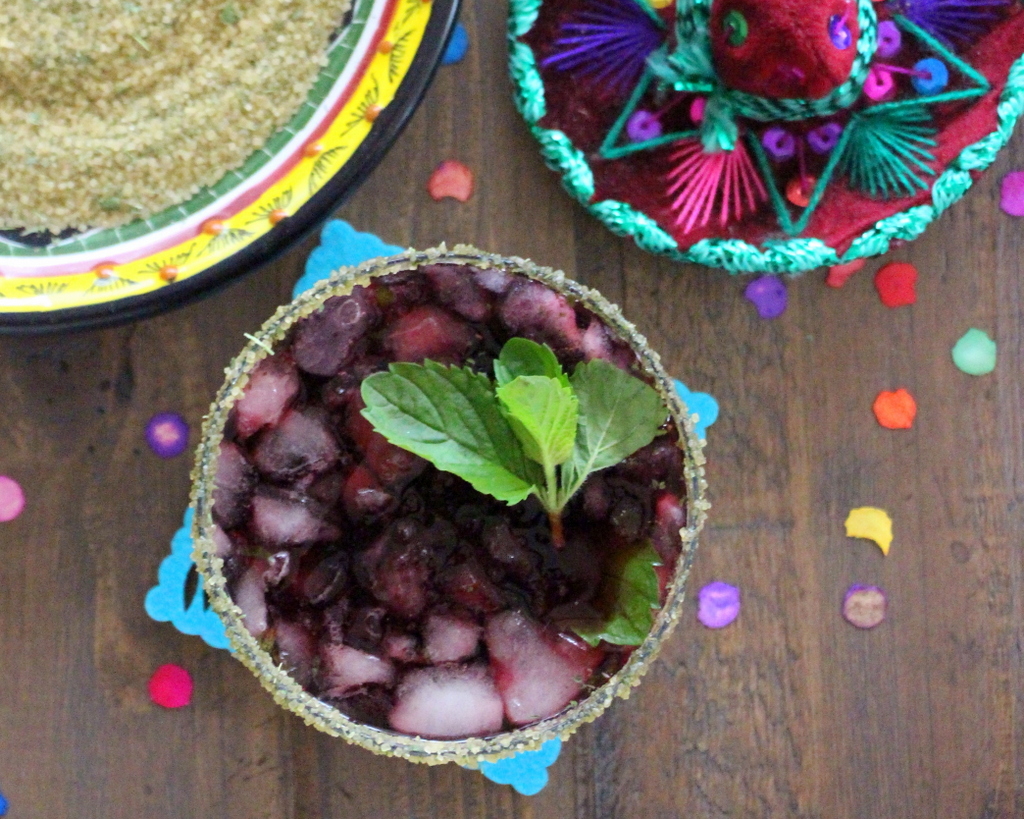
{"left": 647, "top": 0, "right": 673, "bottom": 7}
{"left": 844, "top": 507, "right": 893, "bottom": 556}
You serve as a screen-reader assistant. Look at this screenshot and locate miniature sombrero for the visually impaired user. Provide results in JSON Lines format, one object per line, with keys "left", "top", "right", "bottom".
{"left": 509, "top": 0, "right": 1024, "bottom": 272}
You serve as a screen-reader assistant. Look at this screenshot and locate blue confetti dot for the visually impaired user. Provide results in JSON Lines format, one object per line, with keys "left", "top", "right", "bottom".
{"left": 0, "top": 787, "right": 9, "bottom": 815}
{"left": 441, "top": 23, "right": 469, "bottom": 65}
{"left": 476, "top": 738, "right": 562, "bottom": 795}
{"left": 673, "top": 380, "right": 719, "bottom": 442}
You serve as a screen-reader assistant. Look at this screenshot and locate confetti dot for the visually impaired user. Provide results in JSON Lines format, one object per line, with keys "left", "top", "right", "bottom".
{"left": 825, "top": 258, "right": 864, "bottom": 288}
{"left": 842, "top": 585, "right": 887, "bottom": 629}
{"left": 0, "top": 476, "right": 25, "bottom": 523}
{"left": 952, "top": 328, "right": 997, "bottom": 376}
{"left": 872, "top": 388, "right": 917, "bottom": 430}
{"left": 744, "top": 275, "right": 787, "bottom": 319}
{"left": 874, "top": 262, "right": 917, "bottom": 308}
{"left": 0, "top": 788, "right": 7, "bottom": 816}
{"left": 1001, "top": 171, "right": 1024, "bottom": 217}
{"left": 145, "top": 412, "right": 190, "bottom": 458}
{"left": 148, "top": 664, "right": 194, "bottom": 708}
{"left": 697, "top": 581, "right": 741, "bottom": 629}
{"left": 845, "top": 507, "right": 893, "bottom": 556}
{"left": 441, "top": 23, "right": 469, "bottom": 65}
{"left": 427, "top": 159, "right": 474, "bottom": 202}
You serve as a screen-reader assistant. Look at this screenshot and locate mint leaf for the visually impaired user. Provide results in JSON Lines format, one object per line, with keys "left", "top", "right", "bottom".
{"left": 361, "top": 361, "right": 538, "bottom": 505}
{"left": 496, "top": 375, "right": 578, "bottom": 468}
{"left": 561, "top": 359, "right": 667, "bottom": 500}
{"left": 571, "top": 544, "right": 661, "bottom": 647}
{"left": 494, "top": 338, "right": 570, "bottom": 389}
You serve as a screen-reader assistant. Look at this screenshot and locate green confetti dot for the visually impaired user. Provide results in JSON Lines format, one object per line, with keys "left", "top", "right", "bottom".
{"left": 952, "top": 328, "right": 997, "bottom": 376}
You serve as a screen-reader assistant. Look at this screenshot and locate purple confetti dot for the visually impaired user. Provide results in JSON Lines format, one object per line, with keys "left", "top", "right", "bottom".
{"left": 698, "top": 581, "right": 741, "bottom": 629}
{"left": 146, "top": 412, "right": 190, "bottom": 459}
{"left": 876, "top": 21, "right": 901, "bottom": 58}
{"left": 626, "top": 110, "right": 662, "bottom": 143}
{"left": 842, "top": 584, "right": 887, "bottom": 629}
{"left": 744, "top": 276, "right": 787, "bottom": 319}
{"left": 1000, "top": 171, "right": 1024, "bottom": 217}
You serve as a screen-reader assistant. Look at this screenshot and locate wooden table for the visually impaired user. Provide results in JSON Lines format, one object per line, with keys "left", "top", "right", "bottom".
{"left": 2, "top": 4, "right": 1023, "bottom": 817}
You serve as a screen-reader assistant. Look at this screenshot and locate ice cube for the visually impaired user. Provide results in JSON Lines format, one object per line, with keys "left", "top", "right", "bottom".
{"left": 423, "top": 614, "right": 482, "bottom": 664}
{"left": 292, "top": 289, "right": 380, "bottom": 376}
{"left": 274, "top": 618, "right": 317, "bottom": 686}
{"left": 499, "top": 279, "right": 583, "bottom": 357}
{"left": 233, "top": 354, "right": 301, "bottom": 440}
{"left": 423, "top": 264, "right": 492, "bottom": 322}
{"left": 342, "top": 464, "right": 396, "bottom": 522}
{"left": 383, "top": 631, "right": 420, "bottom": 663}
{"left": 440, "top": 560, "right": 506, "bottom": 614}
{"left": 485, "top": 610, "right": 601, "bottom": 726}
{"left": 264, "top": 551, "right": 292, "bottom": 586}
{"left": 210, "top": 524, "right": 233, "bottom": 559}
{"left": 251, "top": 409, "right": 341, "bottom": 482}
{"left": 250, "top": 490, "right": 338, "bottom": 547}
{"left": 389, "top": 664, "right": 504, "bottom": 739}
{"left": 651, "top": 490, "right": 686, "bottom": 563}
{"left": 473, "top": 267, "right": 513, "bottom": 294}
{"left": 233, "top": 562, "right": 269, "bottom": 638}
{"left": 364, "top": 433, "right": 426, "bottom": 488}
{"left": 384, "top": 305, "right": 476, "bottom": 364}
{"left": 320, "top": 644, "right": 395, "bottom": 697}
{"left": 212, "top": 441, "right": 256, "bottom": 530}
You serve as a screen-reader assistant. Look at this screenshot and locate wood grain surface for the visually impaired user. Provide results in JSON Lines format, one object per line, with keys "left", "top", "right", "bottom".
{"left": 2, "top": 3, "right": 1023, "bottom": 817}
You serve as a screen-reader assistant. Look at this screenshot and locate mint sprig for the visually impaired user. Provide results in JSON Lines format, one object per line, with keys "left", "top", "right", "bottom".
{"left": 360, "top": 338, "right": 668, "bottom": 544}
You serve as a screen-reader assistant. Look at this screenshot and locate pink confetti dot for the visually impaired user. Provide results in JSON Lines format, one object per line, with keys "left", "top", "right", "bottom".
{"left": 0, "top": 476, "right": 25, "bottom": 523}
{"left": 148, "top": 664, "right": 194, "bottom": 708}
{"left": 1001, "top": 172, "right": 1024, "bottom": 217}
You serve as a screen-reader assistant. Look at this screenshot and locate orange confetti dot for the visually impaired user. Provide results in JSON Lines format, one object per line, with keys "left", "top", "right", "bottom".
{"left": 159, "top": 265, "right": 179, "bottom": 282}
{"left": 303, "top": 141, "right": 325, "bottom": 158}
{"left": 268, "top": 209, "right": 288, "bottom": 225}
{"left": 786, "top": 176, "right": 815, "bottom": 208}
{"left": 378, "top": 40, "right": 394, "bottom": 54}
{"left": 365, "top": 103, "right": 383, "bottom": 122}
{"left": 201, "top": 219, "right": 225, "bottom": 236}
{"left": 93, "top": 264, "right": 116, "bottom": 279}
{"left": 873, "top": 388, "right": 916, "bottom": 429}
{"left": 427, "top": 159, "right": 474, "bottom": 202}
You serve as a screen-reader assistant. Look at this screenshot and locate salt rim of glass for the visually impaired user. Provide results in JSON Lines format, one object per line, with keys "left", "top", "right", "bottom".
{"left": 189, "top": 244, "right": 709, "bottom": 765}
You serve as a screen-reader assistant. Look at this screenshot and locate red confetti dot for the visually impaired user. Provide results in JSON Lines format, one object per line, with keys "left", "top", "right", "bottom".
{"left": 872, "top": 388, "right": 917, "bottom": 430}
{"left": 874, "top": 262, "right": 917, "bottom": 308}
{"left": 0, "top": 476, "right": 25, "bottom": 522}
{"left": 148, "top": 664, "right": 194, "bottom": 708}
{"left": 427, "top": 159, "right": 474, "bottom": 202}
{"left": 825, "top": 258, "right": 865, "bottom": 289}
